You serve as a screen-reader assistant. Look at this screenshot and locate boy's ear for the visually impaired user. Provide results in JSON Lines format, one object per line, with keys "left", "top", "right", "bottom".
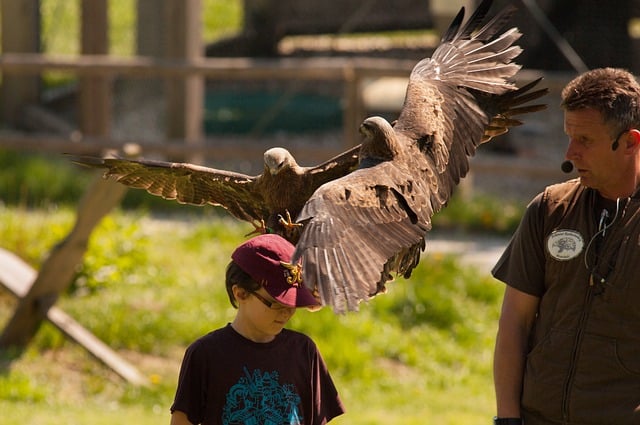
{"left": 232, "top": 285, "right": 250, "bottom": 302}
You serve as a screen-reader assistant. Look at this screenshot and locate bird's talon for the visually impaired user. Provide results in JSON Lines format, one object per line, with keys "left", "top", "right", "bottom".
{"left": 278, "top": 211, "right": 303, "bottom": 229}
{"left": 244, "top": 219, "right": 268, "bottom": 237}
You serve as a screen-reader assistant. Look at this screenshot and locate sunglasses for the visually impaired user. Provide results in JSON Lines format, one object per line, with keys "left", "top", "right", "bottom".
{"left": 250, "top": 291, "right": 291, "bottom": 311}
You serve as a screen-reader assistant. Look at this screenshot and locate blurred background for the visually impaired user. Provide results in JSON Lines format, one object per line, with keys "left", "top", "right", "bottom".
{"left": 3, "top": 0, "right": 638, "bottom": 197}
{"left": 1, "top": 1, "right": 639, "bottom": 424}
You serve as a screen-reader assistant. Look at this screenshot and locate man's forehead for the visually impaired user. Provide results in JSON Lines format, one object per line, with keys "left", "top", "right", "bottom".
{"left": 564, "top": 108, "right": 609, "bottom": 134}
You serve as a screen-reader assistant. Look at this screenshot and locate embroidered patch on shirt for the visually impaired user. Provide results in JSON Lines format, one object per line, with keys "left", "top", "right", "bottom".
{"left": 547, "top": 230, "right": 584, "bottom": 261}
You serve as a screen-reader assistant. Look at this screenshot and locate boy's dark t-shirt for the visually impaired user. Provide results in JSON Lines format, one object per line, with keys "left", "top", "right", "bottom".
{"left": 171, "top": 324, "right": 344, "bottom": 425}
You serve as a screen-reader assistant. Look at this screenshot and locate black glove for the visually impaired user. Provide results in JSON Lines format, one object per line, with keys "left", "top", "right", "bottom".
{"left": 493, "top": 417, "right": 523, "bottom": 425}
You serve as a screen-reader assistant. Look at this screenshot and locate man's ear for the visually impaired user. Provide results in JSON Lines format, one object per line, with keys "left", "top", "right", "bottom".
{"left": 627, "top": 129, "right": 640, "bottom": 149}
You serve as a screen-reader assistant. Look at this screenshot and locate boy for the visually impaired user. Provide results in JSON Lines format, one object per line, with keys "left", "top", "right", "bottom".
{"left": 170, "top": 233, "right": 345, "bottom": 425}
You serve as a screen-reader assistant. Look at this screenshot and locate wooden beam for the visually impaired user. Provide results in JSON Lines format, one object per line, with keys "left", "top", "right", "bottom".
{"left": 80, "top": 0, "right": 112, "bottom": 137}
{"left": 0, "top": 175, "right": 127, "bottom": 353}
{"left": 134, "top": 0, "right": 166, "bottom": 111}
{"left": 0, "top": 248, "right": 148, "bottom": 386}
{"left": 21, "top": 105, "right": 79, "bottom": 137}
{"left": 0, "top": 0, "right": 41, "bottom": 125}
{"left": 136, "top": 0, "right": 166, "bottom": 57}
{"left": 343, "top": 67, "right": 366, "bottom": 147}
{"left": 0, "top": 131, "right": 569, "bottom": 183}
{"left": 0, "top": 53, "right": 414, "bottom": 80}
{"left": 165, "top": 0, "right": 204, "bottom": 163}
{"left": 0, "top": 52, "right": 417, "bottom": 151}
{"left": 0, "top": 131, "right": 350, "bottom": 166}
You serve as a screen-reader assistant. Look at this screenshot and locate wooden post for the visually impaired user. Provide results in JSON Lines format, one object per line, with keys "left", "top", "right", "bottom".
{"left": 343, "top": 66, "right": 365, "bottom": 148}
{"left": 0, "top": 176, "right": 127, "bottom": 352}
{"left": 0, "top": 0, "right": 40, "bottom": 127}
{"left": 137, "top": 0, "right": 166, "bottom": 57}
{"left": 1, "top": 1, "right": 126, "bottom": 365}
{"left": 165, "top": 0, "right": 204, "bottom": 163}
{"left": 0, "top": 247, "right": 148, "bottom": 386}
{"left": 134, "top": 0, "right": 166, "bottom": 97}
{"left": 79, "top": 0, "right": 112, "bottom": 137}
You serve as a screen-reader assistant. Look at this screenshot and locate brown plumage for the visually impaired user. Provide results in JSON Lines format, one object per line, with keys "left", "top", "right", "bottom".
{"left": 292, "top": 0, "right": 549, "bottom": 313}
{"left": 71, "top": 145, "right": 360, "bottom": 243}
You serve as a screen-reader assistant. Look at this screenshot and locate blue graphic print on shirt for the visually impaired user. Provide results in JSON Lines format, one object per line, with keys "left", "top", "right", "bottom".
{"left": 222, "top": 367, "right": 303, "bottom": 425}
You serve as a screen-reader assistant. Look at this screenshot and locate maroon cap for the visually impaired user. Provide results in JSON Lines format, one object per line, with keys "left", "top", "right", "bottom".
{"left": 231, "top": 234, "right": 320, "bottom": 308}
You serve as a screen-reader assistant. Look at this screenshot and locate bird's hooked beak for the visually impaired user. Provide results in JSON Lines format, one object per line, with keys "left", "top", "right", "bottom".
{"left": 264, "top": 157, "right": 283, "bottom": 175}
{"left": 267, "top": 163, "right": 282, "bottom": 176}
{"left": 359, "top": 121, "right": 373, "bottom": 139}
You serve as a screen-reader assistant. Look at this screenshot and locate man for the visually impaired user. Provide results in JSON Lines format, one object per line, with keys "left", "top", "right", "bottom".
{"left": 492, "top": 68, "right": 640, "bottom": 425}
{"left": 170, "top": 234, "right": 344, "bottom": 425}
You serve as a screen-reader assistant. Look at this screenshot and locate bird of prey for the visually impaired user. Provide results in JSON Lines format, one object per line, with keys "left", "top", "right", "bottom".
{"left": 291, "top": 0, "right": 548, "bottom": 313}
{"left": 71, "top": 145, "right": 360, "bottom": 243}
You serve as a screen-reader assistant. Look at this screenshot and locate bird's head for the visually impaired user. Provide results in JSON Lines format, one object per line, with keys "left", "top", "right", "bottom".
{"left": 359, "top": 116, "right": 398, "bottom": 142}
{"left": 263, "top": 147, "right": 297, "bottom": 176}
{"left": 358, "top": 116, "right": 400, "bottom": 162}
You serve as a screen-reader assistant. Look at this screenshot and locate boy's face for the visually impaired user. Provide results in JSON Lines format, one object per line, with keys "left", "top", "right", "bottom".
{"left": 234, "top": 286, "right": 296, "bottom": 342}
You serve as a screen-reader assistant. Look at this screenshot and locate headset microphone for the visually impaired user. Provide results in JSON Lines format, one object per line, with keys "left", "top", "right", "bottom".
{"left": 612, "top": 140, "right": 619, "bottom": 151}
{"left": 561, "top": 160, "right": 574, "bottom": 173}
{"left": 611, "top": 129, "right": 627, "bottom": 151}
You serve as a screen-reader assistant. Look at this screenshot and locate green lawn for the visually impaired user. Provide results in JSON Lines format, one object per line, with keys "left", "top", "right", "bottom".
{"left": 0, "top": 205, "right": 503, "bottom": 424}
{"left": 0, "top": 150, "right": 523, "bottom": 424}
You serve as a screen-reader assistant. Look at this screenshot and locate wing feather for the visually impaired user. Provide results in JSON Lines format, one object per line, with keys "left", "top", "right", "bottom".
{"left": 306, "top": 144, "right": 360, "bottom": 177}
{"left": 292, "top": 0, "right": 548, "bottom": 313}
{"left": 294, "top": 163, "right": 431, "bottom": 312}
{"left": 71, "top": 156, "right": 268, "bottom": 224}
{"left": 395, "top": 4, "right": 546, "bottom": 203}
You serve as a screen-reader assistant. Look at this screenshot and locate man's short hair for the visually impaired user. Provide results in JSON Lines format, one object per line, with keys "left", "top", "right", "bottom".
{"left": 561, "top": 67, "right": 640, "bottom": 135}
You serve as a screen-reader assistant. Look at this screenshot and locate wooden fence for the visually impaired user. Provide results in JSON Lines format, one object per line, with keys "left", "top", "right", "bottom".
{"left": 0, "top": 52, "right": 417, "bottom": 160}
{"left": 0, "top": 52, "right": 570, "bottom": 196}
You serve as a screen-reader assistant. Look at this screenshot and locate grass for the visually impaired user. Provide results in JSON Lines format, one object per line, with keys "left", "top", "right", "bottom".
{"left": 0, "top": 143, "right": 516, "bottom": 423}
{"left": 0, "top": 205, "right": 503, "bottom": 424}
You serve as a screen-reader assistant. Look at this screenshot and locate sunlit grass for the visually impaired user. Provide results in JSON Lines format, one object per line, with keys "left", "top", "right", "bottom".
{"left": 0, "top": 151, "right": 517, "bottom": 424}
{"left": 0, "top": 204, "right": 502, "bottom": 424}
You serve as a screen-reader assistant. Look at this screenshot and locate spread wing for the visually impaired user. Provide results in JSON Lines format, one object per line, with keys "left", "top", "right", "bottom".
{"left": 303, "top": 144, "right": 361, "bottom": 188}
{"left": 293, "top": 0, "right": 548, "bottom": 313}
{"left": 393, "top": 0, "right": 547, "bottom": 211}
{"left": 295, "top": 161, "right": 433, "bottom": 313}
{"left": 71, "top": 156, "right": 268, "bottom": 225}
